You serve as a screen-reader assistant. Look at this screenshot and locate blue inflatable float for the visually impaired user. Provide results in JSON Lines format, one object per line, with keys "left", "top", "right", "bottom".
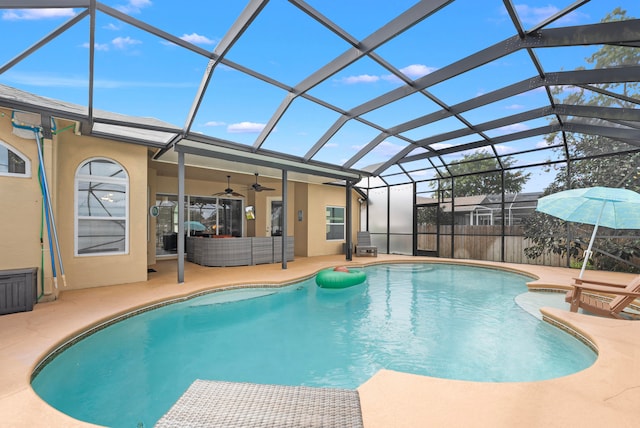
{"left": 315, "top": 267, "right": 366, "bottom": 289}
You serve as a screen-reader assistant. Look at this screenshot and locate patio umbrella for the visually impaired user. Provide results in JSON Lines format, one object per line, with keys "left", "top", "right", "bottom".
{"left": 185, "top": 221, "right": 207, "bottom": 231}
{"left": 536, "top": 186, "right": 640, "bottom": 278}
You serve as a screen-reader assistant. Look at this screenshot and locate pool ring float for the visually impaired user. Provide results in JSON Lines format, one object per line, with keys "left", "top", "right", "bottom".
{"left": 316, "top": 267, "right": 366, "bottom": 289}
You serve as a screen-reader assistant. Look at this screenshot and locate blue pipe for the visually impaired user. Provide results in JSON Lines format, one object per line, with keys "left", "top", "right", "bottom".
{"left": 34, "top": 132, "right": 66, "bottom": 287}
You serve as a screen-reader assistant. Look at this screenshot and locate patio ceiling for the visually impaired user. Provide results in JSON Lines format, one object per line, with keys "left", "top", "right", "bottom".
{"left": 0, "top": 0, "right": 638, "bottom": 187}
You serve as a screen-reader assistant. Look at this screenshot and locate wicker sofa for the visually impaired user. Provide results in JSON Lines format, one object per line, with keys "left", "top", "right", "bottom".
{"left": 186, "top": 236, "right": 294, "bottom": 267}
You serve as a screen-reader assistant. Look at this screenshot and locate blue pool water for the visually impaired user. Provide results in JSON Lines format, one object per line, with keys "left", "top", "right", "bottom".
{"left": 32, "top": 263, "right": 596, "bottom": 427}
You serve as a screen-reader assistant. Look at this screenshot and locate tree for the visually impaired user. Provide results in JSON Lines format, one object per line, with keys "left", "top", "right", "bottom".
{"left": 523, "top": 8, "right": 640, "bottom": 272}
{"left": 418, "top": 151, "right": 530, "bottom": 226}
{"left": 430, "top": 151, "right": 530, "bottom": 198}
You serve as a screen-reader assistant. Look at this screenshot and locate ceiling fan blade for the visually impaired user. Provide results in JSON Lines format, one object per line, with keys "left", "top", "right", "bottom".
{"left": 213, "top": 190, "right": 245, "bottom": 197}
{"left": 254, "top": 185, "right": 275, "bottom": 192}
{"left": 213, "top": 175, "right": 245, "bottom": 197}
{"left": 251, "top": 173, "right": 275, "bottom": 192}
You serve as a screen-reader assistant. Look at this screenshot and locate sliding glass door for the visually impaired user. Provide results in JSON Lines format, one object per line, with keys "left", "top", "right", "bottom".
{"left": 155, "top": 194, "right": 244, "bottom": 256}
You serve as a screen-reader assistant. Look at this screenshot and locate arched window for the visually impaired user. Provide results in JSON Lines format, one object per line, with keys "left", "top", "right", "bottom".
{"left": 75, "top": 158, "right": 129, "bottom": 255}
{"left": 0, "top": 140, "right": 30, "bottom": 177}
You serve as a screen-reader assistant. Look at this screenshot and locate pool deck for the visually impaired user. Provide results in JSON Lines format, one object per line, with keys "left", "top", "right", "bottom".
{"left": 1, "top": 255, "right": 640, "bottom": 427}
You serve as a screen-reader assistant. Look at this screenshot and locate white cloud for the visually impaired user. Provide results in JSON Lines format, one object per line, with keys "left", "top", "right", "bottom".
{"left": 6, "top": 73, "right": 88, "bottom": 88}
{"left": 399, "top": 64, "right": 436, "bottom": 79}
{"left": 82, "top": 42, "right": 110, "bottom": 51}
{"left": 92, "top": 79, "right": 194, "bottom": 89}
{"left": 103, "top": 23, "right": 120, "bottom": 31}
{"left": 409, "top": 169, "right": 429, "bottom": 177}
{"left": 505, "top": 104, "right": 525, "bottom": 110}
{"left": 346, "top": 64, "right": 437, "bottom": 84}
{"left": 2, "top": 8, "right": 76, "bottom": 20}
{"left": 2, "top": 71, "right": 195, "bottom": 89}
{"left": 112, "top": 36, "right": 142, "bottom": 49}
{"left": 227, "top": 121, "right": 266, "bottom": 134}
{"left": 429, "top": 143, "right": 453, "bottom": 150}
{"left": 181, "top": 33, "right": 216, "bottom": 45}
{"left": 324, "top": 143, "right": 339, "bottom": 148}
{"left": 515, "top": 4, "right": 559, "bottom": 25}
{"left": 338, "top": 74, "right": 380, "bottom": 84}
{"left": 351, "top": 140, "right": 404, "bottom": 155}
{"left": 116, "top": 0, "right": 152, "bottom": 15}
{"left": 204, "top": 121, "right": 226, "bottom": 127}
{"left": 497, "top": 123, "right": 530, "bottom": 133}
{"left": 536, "top": 139, "right": 550, "bottom": 148}
{"left": 375, "top": 140, "right": 404, "bottom": 156}
{"left": 494, "top": 144, "right": 515, "bottom": 155}
{"left": 515, "top": 4, "right": 586, "bottom": 26}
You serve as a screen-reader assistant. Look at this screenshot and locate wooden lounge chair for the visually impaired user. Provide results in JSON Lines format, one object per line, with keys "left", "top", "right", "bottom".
{"left": 355, "top": 231, "right": 377, "bottom": 257}
{"left": 565, "top": 276, "right": 640, "bottom": 319}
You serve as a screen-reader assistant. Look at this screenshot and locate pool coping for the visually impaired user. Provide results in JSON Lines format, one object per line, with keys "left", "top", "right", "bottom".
{"left": 2, "top": 254, "right": 640, "bottom": 427}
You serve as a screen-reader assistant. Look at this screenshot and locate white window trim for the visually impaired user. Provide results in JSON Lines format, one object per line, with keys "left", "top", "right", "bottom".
{"left": 0, "top": 140, "right": 31, "bottom": 178}
{"left": 74, "top": 157, "right": 129, "bottom": 257}
{"left": 326, "top": 205, "right": 345, "bottom": 241}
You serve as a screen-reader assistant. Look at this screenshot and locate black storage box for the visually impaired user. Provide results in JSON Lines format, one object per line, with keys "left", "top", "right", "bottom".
{"left": 0, "top": 267, "right": 38, "bottom": 315}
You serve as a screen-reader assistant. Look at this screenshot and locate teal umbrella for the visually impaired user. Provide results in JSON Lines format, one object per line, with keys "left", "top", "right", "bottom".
{"left": 536, "top": 186, "right": 640, "bottom": 278}
{"left": 185, "top": 221, "right": 206, "bottom": 231}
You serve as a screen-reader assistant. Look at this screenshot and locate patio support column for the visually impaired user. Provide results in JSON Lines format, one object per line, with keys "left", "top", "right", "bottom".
{"left": 500, "top": 170, "right": 505, "bottom": 263}
{"left": 346, "top": 180, "right": 353, "bottom": 261}
{"left": 450, "top": 177, "right": 455, "bottom": 258}
{"left": 281, "top": 169, "right": 288, "bottom": 269}
{"left": 177, "top": 150, "right": 185, "bottom": 283}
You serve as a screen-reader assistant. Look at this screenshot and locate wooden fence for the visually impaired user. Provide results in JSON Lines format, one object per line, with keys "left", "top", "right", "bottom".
{"left": 416, "top": 225, "right": 567, "bottom": 267}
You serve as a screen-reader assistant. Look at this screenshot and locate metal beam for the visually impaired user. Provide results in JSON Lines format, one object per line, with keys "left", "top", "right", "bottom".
{"left": 578, "top": 84, "right": 640, "bottom": 106}
{"left": 527, "top": 0, "right": 591, "bottom": 33}
{"left": 87, "top": 0, "right": 95, "bottom": 125}
{"left": 401, "top": 122, "right": 640, "bottom": 165}
{"left": 294, "top": 0, "right": 453, "bottom": 95}
{"left": 502, "top": 0, "right": 525, "bottom": 38}
{"left": 182, "top": 0, "right": 269, "bottom": 135}
{"left": 411, "top": 104, "right": 640, "bottom": 151}
{"left": 554, "top": 104, "right": 640, "bottom": 122}
{"left": 303, "top": 116, "right": 350, "bottom": 161}
{"left": 335, "top": 20, "right": 640, "bottom": 175}
{"left": 253, "top": 93, "right": 296, "bottom": 151}
{"left": 0, "top": 10, "right": 89, "bottom": 75}
{"left": 372, "top": 66, "right": 640, "bottom": 175}
{"left": 175, "top": 143, "right": 362, "bottom": 181}
{"left": 343, "top": 132, "right": 390, "bottom": 169}
{"left": 96, "top": 3, "right": 214, "bottom": 58}
{"left": 256, "top": 0, "right": 453, "bottom": 152}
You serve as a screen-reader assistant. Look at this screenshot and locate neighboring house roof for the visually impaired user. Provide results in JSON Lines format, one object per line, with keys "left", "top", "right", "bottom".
{"left": 417, "top": 193, "right": 543, "bottom": 213}
{"left": 439, "top": 195, "right": 488, "bottom": 213}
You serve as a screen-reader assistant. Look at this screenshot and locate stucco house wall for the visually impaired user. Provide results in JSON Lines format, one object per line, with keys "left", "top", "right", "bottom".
{"left": 1, "top": 109, "right": 361, "bottom": 295}
{"left": 0, "top": 112, "right": 148, "bottom": 293}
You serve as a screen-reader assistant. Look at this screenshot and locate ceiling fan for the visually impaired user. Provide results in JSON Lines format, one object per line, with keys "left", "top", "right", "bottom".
{"left": 250, "top": 173, "right": 275, "bottom": 192}
{"left": 213, "top": 175, "right": 245, "bottom": 197}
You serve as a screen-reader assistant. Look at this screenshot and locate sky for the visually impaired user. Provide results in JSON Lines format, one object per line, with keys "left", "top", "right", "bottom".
{"left": 0, "top": 0, "right": 638, "bottom": 192}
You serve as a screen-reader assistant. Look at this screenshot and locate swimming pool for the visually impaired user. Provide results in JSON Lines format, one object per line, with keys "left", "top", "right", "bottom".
{"left": 32, "top": 263, "right": 596, "bottom": 427}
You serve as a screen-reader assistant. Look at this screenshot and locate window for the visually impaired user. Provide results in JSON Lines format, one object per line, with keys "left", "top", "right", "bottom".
{"left": 75, "top": 158, "right": 128, "bottom": 255}
{"left": 0, "top": 140, "right": 30, "bottom": 177}
{"left": 326, "top": 206, "right": 345, "bottom": 240}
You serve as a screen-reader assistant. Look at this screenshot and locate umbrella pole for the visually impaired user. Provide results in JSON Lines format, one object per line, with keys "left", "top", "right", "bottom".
{"left": 579, "top": 204, "right": 606, "bottom": 279}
